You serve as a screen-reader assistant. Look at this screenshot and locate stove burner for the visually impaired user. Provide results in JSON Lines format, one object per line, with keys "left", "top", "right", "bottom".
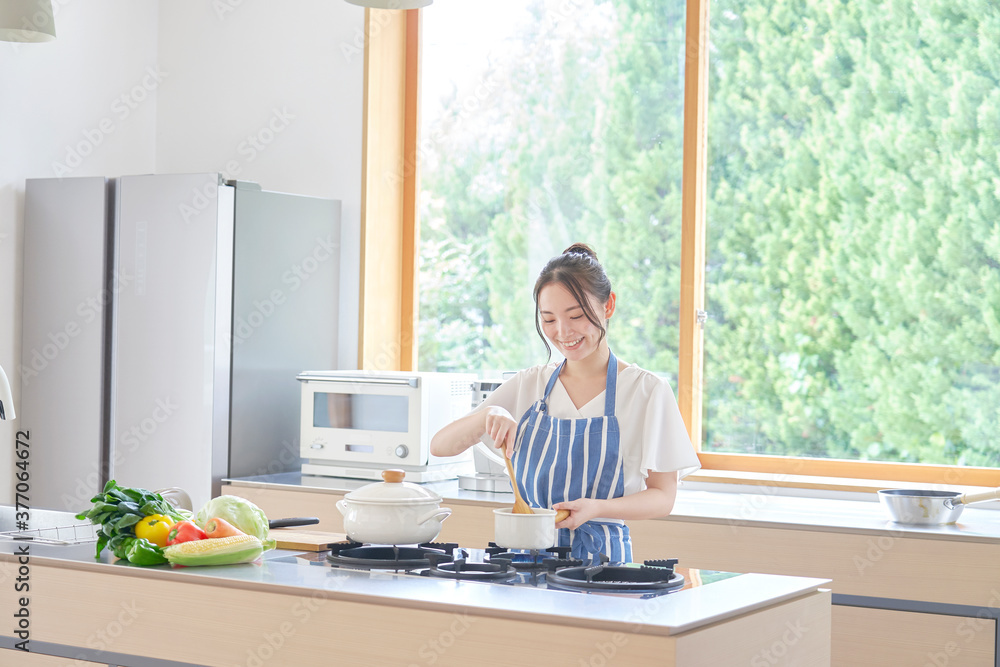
{"left": 545, "top": 559, "right": 684, "bottom": 593}
{"left": 421, "top": 554, "right": 517, "bottom": 581}
{"left": 325, "top": 541, "right": 458, "bottom": 571}
{"left": 484, "top": 543, "right": 582, "bottom": 571}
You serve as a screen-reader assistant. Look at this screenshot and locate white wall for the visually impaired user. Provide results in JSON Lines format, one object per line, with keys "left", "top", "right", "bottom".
{"left": 155, "top": 0, "right": 364, "bottom": 370}
{"left": 0, "top": 0, "right": 364, "bottom": 503}
{"left": 0, "top": 0, "right": 160, "bottom": 504}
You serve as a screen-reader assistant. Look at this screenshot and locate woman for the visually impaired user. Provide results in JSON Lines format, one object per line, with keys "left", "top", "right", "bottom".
{"left": 430, "top": 243, "right": 701, "bottom": 564}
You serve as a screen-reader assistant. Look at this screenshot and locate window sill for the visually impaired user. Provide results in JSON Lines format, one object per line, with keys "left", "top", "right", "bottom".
{"left": 684, "top": 469, "right": 994, "bottom": 498}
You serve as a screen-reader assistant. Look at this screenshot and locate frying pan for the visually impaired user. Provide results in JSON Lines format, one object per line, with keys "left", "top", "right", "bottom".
{"left": 877, "top": 488, "right": 1000, "bottom": 525}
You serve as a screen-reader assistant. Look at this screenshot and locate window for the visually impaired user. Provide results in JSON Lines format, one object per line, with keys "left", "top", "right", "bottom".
{"left": 700, "top": 1, "right": 1000, "bottom": 483}
{"left": 366, "top": 1, "right": 1000, "bottom": 486}
{"left": 418, "top": 0, "right": 688, "bottom": 380}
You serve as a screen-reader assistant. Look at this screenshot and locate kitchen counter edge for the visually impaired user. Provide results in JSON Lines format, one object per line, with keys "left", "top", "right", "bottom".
{"left": 0, "top": 542, "right": 828, "bottom": 638}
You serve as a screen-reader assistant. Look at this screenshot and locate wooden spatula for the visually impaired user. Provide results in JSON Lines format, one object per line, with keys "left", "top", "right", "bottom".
{"left": 503, "top": 454, "right": 571, "bottom": 523}
{"left": 504, "top": 454, "right": 534, "bottom": 514}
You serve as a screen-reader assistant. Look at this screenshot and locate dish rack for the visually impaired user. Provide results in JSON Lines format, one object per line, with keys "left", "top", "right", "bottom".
{"left": 0, "top": 523, "right": 100, "bottom": 545}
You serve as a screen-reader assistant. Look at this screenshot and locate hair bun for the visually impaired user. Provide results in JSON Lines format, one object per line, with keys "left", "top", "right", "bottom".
{"left": 563, "top": 242, "right": 598, "bottom": 262}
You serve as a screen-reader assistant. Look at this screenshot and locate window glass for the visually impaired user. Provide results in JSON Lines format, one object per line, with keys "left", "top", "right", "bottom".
{"left": 313, "top": 393, "right": 409, "bottom": 432}
{"left": 418, "top": 0, "right": 688, "bottom": 379}
{"left": 703, "top": 2, "right": 1000, "bottom": 465}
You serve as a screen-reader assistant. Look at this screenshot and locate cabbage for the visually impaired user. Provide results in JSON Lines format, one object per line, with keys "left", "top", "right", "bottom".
{"left": 195, "top": 495, "right": 275, "bottom": 551}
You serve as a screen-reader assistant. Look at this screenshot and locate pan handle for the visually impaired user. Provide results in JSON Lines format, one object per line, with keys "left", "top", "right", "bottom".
{"left": 268, "top": 517, "right": 320, "bottom": 529}
{"left": 955, "top": 488, "right": 1000, "bottom": 507}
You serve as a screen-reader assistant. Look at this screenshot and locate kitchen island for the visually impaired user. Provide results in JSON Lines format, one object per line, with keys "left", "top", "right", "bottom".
{"left": 0, "top": 508, "right": 831, "bottom": 667}
{"left": 223, "top": 472, "right": 1000, "bottom": 666}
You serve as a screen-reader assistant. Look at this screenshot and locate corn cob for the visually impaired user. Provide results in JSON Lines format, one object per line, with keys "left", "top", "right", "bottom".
{"left": 163, "top": 534, "right": 263, "bottom": 566}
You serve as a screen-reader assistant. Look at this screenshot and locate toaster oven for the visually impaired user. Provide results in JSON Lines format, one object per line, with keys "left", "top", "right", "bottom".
{"left": 297, "top": 371, "right": 477, "bottom": 482}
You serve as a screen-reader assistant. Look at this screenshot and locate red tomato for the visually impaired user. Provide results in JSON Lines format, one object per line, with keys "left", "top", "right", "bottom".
{"left": 166, "top": 520, "right": 207, "bottom": 546}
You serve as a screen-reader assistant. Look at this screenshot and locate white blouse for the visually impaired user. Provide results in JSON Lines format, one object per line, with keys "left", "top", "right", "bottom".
{"left": 474, "top": 362, "right": 702, "bottom": 496}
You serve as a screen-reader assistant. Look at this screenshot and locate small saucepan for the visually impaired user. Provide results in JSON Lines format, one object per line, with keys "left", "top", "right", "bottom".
{"left": 877, "top": 487, "right": 1000, "bottom": 525}
{"left": 493, "top": 508, "right": 558, "bottom": 550}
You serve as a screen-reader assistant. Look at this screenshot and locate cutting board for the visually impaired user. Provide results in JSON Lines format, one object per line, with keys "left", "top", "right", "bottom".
{"left": 271, "top": 529, "right": 347, "bottom": 551}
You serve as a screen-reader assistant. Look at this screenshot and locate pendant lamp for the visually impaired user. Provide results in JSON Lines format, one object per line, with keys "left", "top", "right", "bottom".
{"left": 0, "top": 0, "right": 56, "bottom": 42}
{"left": 0, "top": 364, "right": 15, "bottom": 420}
{"left": 344, "top": 0, "right": 432, "bottom": 8}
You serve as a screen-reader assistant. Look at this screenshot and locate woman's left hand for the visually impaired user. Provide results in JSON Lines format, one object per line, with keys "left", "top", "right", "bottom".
{"left": 552, "top": 498, "right": 601, "bottom": 530}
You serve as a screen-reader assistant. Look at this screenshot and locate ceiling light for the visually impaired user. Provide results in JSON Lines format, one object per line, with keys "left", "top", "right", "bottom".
{"left": 0, "top": 0, "right": 56, "bottom": 42}
{"left": 344, "top": 0, "right": 432, "bottom": 8}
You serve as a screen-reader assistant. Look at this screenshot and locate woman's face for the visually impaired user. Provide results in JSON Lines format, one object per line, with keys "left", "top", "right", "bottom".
{"left": 537, "top": 282, "right": 613, "bottom": 362}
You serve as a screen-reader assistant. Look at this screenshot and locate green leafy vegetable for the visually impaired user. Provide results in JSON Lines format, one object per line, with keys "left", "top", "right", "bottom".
{"left": 75, "top": 479, "right": 187, "bottom": 566}
{"left": 194, "top": 495, "right": 275, "bottom": 551}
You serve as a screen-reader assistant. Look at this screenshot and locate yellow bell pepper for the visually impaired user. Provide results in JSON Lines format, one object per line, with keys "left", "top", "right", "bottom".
{"left": 134, "top": 514, "right": 175, "bottom": 547}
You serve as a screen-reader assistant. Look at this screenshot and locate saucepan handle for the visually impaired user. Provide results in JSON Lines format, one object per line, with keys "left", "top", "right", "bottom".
{"left": 417, "top": 507, "right": 452, "bottom": 525}
{"left": 955, "top": 487, "right": 1000, "bottom": 507}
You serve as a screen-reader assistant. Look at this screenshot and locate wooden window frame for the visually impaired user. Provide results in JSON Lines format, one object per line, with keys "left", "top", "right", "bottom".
{"left": 358, "top": 8, "right": 420, "bottom": 372}
{"left": 360, "top": 3, "right": 999, "bottom": 489}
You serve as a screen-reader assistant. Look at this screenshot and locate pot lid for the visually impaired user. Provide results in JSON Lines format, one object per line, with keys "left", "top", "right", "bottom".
{"left": 344, "top": 469, "right": 443, "bottom": 504}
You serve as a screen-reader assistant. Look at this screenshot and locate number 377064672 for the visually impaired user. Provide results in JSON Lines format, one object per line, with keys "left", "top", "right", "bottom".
{"left": 14, "top": 430, "right": 30, "bottom": 523}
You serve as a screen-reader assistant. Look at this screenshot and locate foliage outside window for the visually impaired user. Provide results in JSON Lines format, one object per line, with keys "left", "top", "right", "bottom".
{"left": 704, "top": 1, "right": 1000, "bottom": 467}
{"left": 418, "top": 0, "right": 686, "bottom": 379}
{"left": 416, "top": 0, "right": 1000, "bottom": 472}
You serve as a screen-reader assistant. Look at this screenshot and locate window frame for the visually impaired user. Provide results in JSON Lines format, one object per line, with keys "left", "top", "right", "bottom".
{"left": 359, "top": 3, "right": 1000, "bottom": 488}
{"left": 358, "top": 8, "right": 420, "bottom": 373}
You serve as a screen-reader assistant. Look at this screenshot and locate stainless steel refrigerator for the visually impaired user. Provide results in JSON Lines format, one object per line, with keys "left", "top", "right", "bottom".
{"left": 21, "top": 174, "right": 341, "bottom": 512}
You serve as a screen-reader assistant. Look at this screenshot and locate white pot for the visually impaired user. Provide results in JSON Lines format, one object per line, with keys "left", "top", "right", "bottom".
{"left": 335, "top": 469, "right": 452, "bottom": 544}
{"left": 493, "top": 508, "right": 557, "bottom": 550}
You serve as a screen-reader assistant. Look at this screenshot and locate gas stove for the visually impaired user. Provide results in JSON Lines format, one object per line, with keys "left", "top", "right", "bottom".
{"left": 281, "top": 540, "right": 734, "bottom": 599}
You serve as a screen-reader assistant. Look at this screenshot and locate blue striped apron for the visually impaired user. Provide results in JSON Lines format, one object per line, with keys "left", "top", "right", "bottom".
{"left": 512, "top": 351, "right": 631, "bottom": 565}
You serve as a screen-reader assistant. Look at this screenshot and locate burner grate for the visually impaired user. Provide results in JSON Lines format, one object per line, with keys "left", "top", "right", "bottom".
{"left": 545, "top": 562, "right": 684, "bottom": 592}
{"left": 325, "top": 541, "right": 457, "bottom": 571}
{"left": 421, "top": 554, "right": 517, "bottom": 581}
{"left": 484, "top": 543, "right": 581, "bottom": 570}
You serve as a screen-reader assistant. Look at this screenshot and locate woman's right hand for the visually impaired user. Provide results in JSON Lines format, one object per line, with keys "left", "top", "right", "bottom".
{"left": 483, "top": 406, "right": 518, "bottom": 458}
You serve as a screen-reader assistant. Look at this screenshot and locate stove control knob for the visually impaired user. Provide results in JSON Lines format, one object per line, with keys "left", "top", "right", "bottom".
{"left": 395, "top": 445, "right": 409, "bottom": 459}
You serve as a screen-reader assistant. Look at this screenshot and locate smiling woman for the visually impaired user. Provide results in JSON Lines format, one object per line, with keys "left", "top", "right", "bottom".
{"left": 429, "top": 243, "right": 701, "bottom": 565}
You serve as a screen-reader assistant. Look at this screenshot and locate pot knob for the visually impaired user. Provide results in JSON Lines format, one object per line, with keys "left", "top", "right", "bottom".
{"left": 382, "top": 469, "right": 405, "bottom": 483}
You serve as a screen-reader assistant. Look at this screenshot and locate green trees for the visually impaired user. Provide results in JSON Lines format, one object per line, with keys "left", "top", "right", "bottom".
{"left": 419, "top": 0, "right": 619, "bottom": 373}
{"left": 705, "top": 0, "right": 1000, "bottom": 464}
{"left": 419, "top": 0, "right": 1000, "bottom": 466}
{"left": 586, "top": 0, "right": 688, "bottom": 378}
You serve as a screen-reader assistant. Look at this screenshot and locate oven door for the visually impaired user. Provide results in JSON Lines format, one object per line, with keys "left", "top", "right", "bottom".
{"left": 299, "top": 375, "right": 426, "bottom": 467}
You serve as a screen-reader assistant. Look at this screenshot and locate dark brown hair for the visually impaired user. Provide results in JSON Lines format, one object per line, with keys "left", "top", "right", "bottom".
{"left": 533, "top": 243, "right": 613, "bottom": 359}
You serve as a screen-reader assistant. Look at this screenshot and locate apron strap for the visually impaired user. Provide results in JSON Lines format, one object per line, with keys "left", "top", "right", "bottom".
{"left": 604, "top": 350, "right": 618, "bottom": 417}
{"left": 570, "top": 520, "right": 631, "bottom": 565}
{"left": 539, "top": 360, "right": 565, "bottom": 411}
{"left": 572, "top": 522, "right": 607, "bottom": 562}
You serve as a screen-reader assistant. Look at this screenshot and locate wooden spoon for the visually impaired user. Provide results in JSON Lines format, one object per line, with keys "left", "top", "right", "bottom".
{"left": 503, "top": 454, "right": 534, "bottom": 515}
{"left": 503, "top": 455, "right": 571, "bottom": 523}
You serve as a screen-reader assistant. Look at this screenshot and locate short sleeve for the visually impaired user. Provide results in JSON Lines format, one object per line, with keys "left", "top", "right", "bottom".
{"left": 471, "top": 371, "right": 525, "bottom": 418}
{"left": 639, "top": 378, "right": 702, "bottom": 480}
{"left": 467, "top": 367, "right": 552, "bottom": 448}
